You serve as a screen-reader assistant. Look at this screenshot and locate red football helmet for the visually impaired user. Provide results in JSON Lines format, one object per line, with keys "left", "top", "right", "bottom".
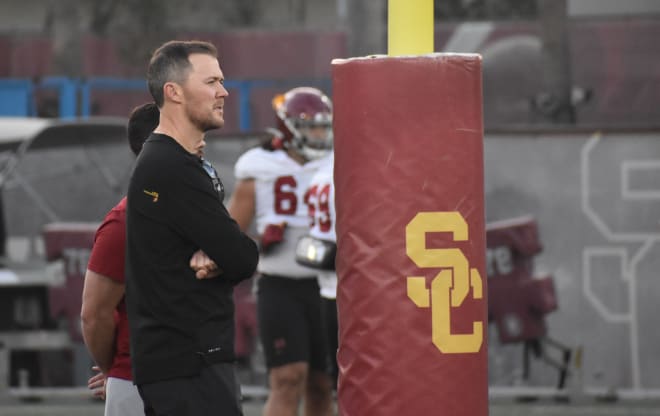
{"left": 272, "top": 87, "right": 333, "bottom": 160}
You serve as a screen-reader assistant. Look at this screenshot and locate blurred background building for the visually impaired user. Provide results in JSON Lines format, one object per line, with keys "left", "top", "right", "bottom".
{"left": 0, "top": 0, "right": 658, "bottom": 130}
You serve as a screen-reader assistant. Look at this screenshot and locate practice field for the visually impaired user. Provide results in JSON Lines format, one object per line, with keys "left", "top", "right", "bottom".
{"left": 0, "top": 396, "right": 659, "bottom": 416}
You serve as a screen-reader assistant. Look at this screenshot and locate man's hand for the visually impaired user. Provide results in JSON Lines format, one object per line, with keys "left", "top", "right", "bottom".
{"left": 88, "top": 366, "right": 106, "bottom": 400}
{"left": 260, "top": 222, "right": 287, "bottom": 253}
{"left": 190, "top": 249, "right": 221, "bottom": 279}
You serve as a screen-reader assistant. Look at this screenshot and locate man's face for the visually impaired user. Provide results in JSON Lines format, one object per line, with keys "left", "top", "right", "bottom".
{"left": 181, "top": 53, "right": 229, "bottom": 133}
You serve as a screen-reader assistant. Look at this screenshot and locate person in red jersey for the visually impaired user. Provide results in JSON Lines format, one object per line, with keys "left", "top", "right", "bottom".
{"left": 82, "top": 102, "right": 157, "bottom": 416}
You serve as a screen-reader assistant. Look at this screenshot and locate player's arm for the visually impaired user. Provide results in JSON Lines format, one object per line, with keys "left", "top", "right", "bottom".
{"left": 80, "top": 270, "right": 124, "bottom": 373}
{"left": 227, "top": 178, "right": 256, "bottom": 232}
{"left": 228, "top": 177, "right": 286, "bottom": 252}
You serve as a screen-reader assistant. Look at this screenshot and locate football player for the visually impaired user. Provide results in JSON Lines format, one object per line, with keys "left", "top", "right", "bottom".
{"left": 228, "top": 87, "right": 334, "bottom": 416}
{"left": 296, "top": 153, "right": 338, "bottom": 389}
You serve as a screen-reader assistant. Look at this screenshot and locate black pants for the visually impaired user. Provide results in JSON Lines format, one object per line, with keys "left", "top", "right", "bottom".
{"left": 137, "top": 362, "right": 243, "bottom": 416}
{"left": 322, "top": 297, "right": 338, "bottom": 389}
{"left": 257, "top": 275, "right": 328, "bottom": 371}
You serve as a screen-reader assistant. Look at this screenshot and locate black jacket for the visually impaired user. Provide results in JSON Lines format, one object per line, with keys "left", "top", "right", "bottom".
{"left": 125, "top": 133, "right": 258, "bottom": 384}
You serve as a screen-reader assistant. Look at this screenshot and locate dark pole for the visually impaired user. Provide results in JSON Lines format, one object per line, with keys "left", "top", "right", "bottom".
{"left": 0, "top": 193, "right": 6, "bottom": 264}
{"left": 537, "top": 0, "right": 575, "bottom": 124}
{"left": 345, "top": 0, "right": 387, "bottom": 56}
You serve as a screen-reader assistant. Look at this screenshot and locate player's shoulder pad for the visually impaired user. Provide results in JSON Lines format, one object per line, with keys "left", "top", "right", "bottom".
{"left": 234, "top": 147, "right": 289, "bottom": 180}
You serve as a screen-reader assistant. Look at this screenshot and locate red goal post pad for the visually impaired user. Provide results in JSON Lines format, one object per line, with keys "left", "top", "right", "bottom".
{"left": 332, "top": 54, "right": 487, "bottom": 416}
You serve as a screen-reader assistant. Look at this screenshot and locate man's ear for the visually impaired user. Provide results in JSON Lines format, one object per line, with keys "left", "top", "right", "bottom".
{"left": 164, "top": 82, "right": 183, "bottom": 104}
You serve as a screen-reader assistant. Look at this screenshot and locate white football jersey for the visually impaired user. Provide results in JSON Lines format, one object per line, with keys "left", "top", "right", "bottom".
{"left": 305, "top": 154, "right": 337, "bottom": 299}
{"left": 235, "top": 147, "right": 330, "bottom": 278}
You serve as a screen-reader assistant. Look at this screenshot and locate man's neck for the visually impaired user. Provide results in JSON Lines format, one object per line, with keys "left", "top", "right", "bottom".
{"left": 154, "top": 111, "right": 203, "bottom": 155}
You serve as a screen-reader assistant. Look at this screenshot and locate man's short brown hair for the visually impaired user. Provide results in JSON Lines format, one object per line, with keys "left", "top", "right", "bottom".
{"left": 146, "top": 40, "right": 218, "bottom": 107}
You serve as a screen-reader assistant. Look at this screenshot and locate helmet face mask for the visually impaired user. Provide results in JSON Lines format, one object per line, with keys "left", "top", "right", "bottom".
{"left": 274, "top": 87, "right": 333, "bottom": 160}
{"left": 286, "top": 113, "right": 333, "bottom": 160}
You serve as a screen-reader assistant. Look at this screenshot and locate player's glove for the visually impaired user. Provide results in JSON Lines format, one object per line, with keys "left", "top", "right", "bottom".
{"left": 260, "top": 222, "right": 287, "bottom": 253}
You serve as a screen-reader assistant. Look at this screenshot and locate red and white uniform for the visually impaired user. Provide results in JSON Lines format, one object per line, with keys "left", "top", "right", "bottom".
{"left": 235, "top": 147, "right": 330, "bottom": 278}
{"left": 305, "top": 155, "right": 337, "bottom": 299}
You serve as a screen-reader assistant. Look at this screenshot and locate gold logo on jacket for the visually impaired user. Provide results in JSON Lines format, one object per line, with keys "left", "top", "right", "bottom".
{"left": 143, "top": 189, "right": 159, "bottom": 202}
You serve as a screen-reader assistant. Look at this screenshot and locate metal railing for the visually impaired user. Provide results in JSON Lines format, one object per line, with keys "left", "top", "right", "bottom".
{"left": 0, "top": 77, "right": 332, "bottom": 131}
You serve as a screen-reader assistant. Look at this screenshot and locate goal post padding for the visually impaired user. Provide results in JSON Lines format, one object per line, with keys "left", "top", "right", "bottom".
{"left": 332, "top": 54, "right": 488, "bottom": 416}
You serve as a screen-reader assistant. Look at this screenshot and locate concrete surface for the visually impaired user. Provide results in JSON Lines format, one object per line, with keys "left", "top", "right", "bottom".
{"left": 0, "top": 395, "right": 659, "bottom": 416}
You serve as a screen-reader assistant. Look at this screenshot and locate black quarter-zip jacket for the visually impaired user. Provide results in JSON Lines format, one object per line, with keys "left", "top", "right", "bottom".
{"left": 125, "top": 133, "right": 258, "bottom": 385}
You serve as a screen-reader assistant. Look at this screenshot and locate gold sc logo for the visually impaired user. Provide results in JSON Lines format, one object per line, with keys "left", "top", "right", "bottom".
{"left": 406, "top": 212, "right": 484, "bottom": 354}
